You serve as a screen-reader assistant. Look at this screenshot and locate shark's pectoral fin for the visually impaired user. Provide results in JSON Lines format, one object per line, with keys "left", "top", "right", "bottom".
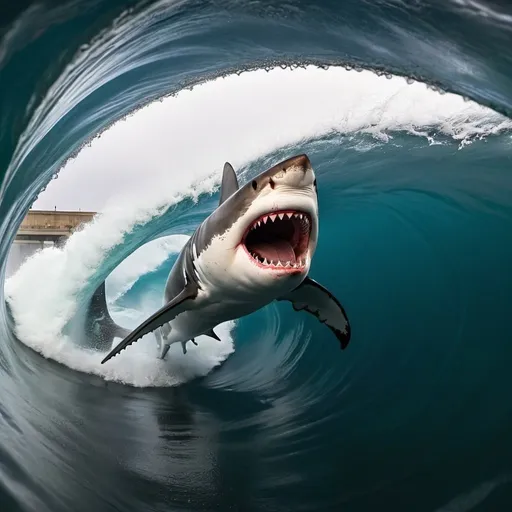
{"left": 101, "top": 280, "right": 198, "bottom": 364}
{"left": 278, "top": 277, "right": 351, "bottom": 349}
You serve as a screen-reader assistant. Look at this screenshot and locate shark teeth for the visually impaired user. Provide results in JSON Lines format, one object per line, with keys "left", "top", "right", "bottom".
{"left": 251, "top": 211, "right": 310, "bottom": 230}
{"left": 251, "top": 255, "right": 307, "bottom": 269}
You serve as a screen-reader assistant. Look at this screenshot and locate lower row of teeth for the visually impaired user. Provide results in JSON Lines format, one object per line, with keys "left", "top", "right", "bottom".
{"left": 252, "top": 255, "right": 305, "bottom": 267}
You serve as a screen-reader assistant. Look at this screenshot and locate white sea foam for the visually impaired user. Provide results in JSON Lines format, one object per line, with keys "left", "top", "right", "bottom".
{"left": 5, "top": 65, "right": 511, "bottom": 387}
{"left": 6, "top": 229, "right": 235, "bottom": 387}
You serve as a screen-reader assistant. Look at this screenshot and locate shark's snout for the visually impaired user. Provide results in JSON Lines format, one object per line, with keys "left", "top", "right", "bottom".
{"left": 267, "top": 154, "right": 314, "bottom": 189}
{"left": 283, "top": 154, "right": 311, "bottom": 170}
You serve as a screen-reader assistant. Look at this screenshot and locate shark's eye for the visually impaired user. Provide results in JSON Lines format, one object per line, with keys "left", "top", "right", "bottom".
{"left": 252, "top": 180, "right": 257, "bottom": 190}
{"left": 269, "top": 178, "right": 275, "bottom": 189}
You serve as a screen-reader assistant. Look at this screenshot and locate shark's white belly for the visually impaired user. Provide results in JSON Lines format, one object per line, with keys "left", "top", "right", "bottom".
{"left": 160, "top": 293, "right": 267, "bottom": 347}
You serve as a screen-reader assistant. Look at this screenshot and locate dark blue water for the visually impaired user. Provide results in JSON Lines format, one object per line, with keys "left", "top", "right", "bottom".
{"left": 2, "top": 1, "right": 512, "bottom": 511}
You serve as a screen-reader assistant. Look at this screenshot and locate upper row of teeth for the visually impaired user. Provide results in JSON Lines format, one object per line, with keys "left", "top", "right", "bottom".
{"left": 251, "top": 212, "right": 308, "bottom": 229}
{"left": 252, "top": 255, "right": 306, "bottom": 268}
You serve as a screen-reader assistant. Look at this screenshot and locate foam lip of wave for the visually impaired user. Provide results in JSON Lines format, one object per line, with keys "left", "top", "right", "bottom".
{"left": 5, "top": 65, "right": 512, "bottom": 387}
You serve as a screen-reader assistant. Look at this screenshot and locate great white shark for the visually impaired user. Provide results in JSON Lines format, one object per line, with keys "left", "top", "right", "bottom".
{"left": 91, "top": 154, "right": 351, "bottom": 364}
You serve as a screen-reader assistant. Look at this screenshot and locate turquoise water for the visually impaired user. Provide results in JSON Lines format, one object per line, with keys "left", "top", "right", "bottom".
{"left": 2, "top": 1, "right": 512, "bottom": 511}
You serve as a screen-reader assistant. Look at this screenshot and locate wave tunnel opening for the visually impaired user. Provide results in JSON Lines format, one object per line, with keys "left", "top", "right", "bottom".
{"left": 2, "top": 1, "right": 512, "bottom": 511}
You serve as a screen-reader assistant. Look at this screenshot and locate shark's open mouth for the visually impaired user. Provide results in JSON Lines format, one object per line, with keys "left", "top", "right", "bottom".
{"left": 243, "top": 210, "right": 311, "bottom": 269}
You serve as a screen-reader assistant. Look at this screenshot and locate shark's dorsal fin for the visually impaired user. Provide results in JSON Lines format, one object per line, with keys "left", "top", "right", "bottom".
{"left": 219, "top": 162, "right": 239, "bottom": 205}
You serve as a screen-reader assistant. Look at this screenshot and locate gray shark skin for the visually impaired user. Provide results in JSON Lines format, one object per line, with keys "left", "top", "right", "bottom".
{"left": 99, "top": 154, "right": 351, "bottom": 365}
{"left": 84, "top": 281, "right": 131, "bottom": 351}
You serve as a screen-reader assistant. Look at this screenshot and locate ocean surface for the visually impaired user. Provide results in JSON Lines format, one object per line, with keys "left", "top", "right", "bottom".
{"left": 1, "top": 1, "right": 512, "bottom": 511}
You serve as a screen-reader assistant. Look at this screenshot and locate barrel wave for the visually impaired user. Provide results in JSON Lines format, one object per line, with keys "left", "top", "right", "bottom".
{"left": 1, "top": 1, "right": 512, "bottom": 511}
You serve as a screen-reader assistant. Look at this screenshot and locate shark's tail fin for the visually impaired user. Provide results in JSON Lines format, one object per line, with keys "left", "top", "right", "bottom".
{"left": 84, "top": 281, "right": 131, "bottom": 351}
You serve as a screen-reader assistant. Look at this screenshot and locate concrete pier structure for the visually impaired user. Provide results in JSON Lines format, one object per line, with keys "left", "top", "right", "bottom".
{"left": 6, "top": 210, "right": 97, "bottom": 278}
{"left": 15, "top": 210, "right": 96, "bottom": 244}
